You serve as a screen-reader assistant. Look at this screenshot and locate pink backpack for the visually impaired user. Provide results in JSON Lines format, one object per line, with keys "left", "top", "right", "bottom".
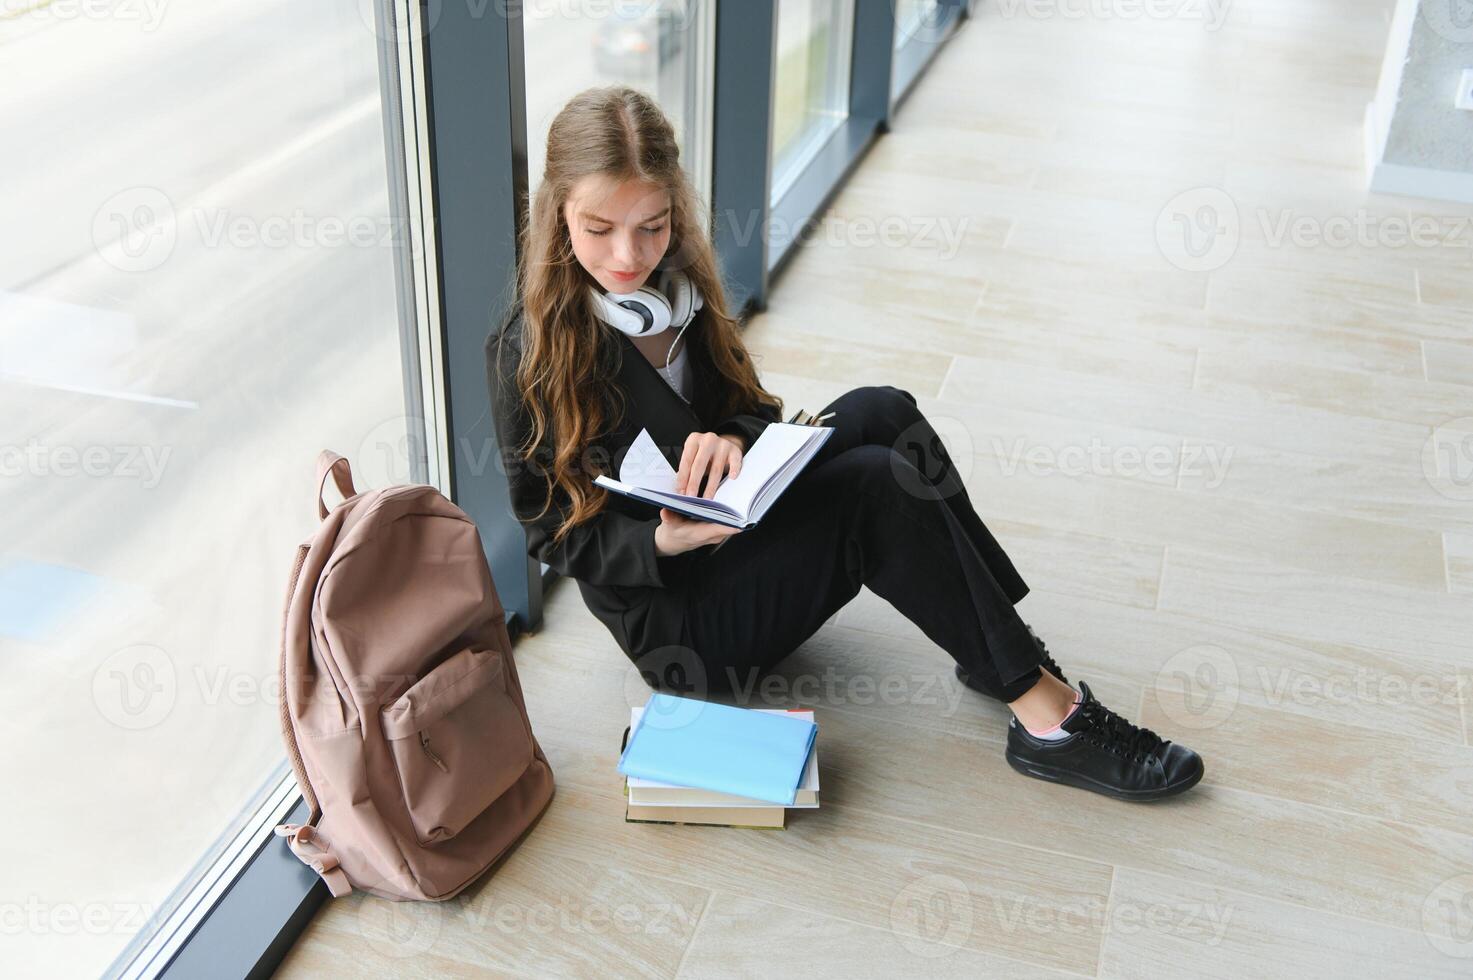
{"left": 274, "top": 450, "right": 554, "bottom": 900}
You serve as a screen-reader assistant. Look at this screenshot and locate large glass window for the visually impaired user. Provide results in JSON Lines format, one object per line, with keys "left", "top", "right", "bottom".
{"left": 523, "top": 0, "right": 715, "bottom": 206}
{"left": 2, "top": 2, "right": 425, "bottom": 975}
{"left": 771, "top": 0, "right": 854, "bottom": 204}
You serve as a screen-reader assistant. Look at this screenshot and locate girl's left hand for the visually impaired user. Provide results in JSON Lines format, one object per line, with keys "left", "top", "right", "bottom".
{"left": 676, "top": 432, "right": 744, "bottom": 498}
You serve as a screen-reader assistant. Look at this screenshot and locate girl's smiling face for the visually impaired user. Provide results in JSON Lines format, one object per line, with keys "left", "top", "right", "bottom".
{"left": 563, "top": 175, "right": 672, "bottom": 295}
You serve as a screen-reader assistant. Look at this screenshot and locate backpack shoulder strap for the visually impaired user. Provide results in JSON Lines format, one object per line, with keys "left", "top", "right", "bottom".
{"left": 278, "top": 542, "right": 319, "bottom": 823}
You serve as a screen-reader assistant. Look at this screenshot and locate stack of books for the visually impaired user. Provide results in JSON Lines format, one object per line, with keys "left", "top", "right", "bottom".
{"left": 618, "top": 694, "right": 820, "bottom": 829}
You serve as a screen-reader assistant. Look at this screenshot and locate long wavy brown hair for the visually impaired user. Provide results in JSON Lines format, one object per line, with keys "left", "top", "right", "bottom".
{"left": 502, "top": 85, "right": 782, "bottom": 548}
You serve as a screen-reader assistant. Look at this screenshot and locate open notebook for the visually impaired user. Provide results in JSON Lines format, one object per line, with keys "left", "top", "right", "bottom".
{"left": 594, "top": 422, "right": 834, "bottom": 528}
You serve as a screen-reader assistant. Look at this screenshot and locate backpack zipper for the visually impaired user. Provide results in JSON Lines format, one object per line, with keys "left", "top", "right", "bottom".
{"left": 419, "top": 731, "right": 449, "bottom": 772}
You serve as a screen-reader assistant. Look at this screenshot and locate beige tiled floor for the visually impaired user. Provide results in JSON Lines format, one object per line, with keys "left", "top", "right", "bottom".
{"left": 278, "top": 2, "right": 1473, "bottom": 976}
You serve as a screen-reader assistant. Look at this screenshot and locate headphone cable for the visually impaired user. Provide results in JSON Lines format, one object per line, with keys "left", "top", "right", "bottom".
{"left": 661, "top": 320, "right": 693, "bottom": 405}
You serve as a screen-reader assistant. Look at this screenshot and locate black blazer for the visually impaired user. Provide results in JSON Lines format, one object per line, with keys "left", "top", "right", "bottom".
{"left": 484, "top": 304, "right": 781, "bottom": 659}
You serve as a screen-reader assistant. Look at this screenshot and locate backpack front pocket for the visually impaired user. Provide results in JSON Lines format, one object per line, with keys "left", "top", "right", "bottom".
{"left": 380, "top": 646, "right": 535, "bottom": 845}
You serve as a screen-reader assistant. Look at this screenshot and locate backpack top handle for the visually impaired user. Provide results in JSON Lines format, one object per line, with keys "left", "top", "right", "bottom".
{"left": 315, "top": 450, "right": 358, "bottom": 520}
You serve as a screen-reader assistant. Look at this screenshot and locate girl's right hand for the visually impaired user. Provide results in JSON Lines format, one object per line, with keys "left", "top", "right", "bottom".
{"left": 654, "top": 507, "right": 742, "bottom": 557}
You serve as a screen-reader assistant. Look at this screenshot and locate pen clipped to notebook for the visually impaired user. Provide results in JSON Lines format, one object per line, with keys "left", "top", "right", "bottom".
{"left": 787, "top": 409, "right": 836, "bottom": 427}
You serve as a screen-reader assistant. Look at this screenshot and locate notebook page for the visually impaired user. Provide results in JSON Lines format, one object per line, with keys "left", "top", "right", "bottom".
{"left": 706, "top": 423, "right": 821, "bottom": 515}
{"left": 616, "top": 428, "right": 679, "bottom": 491}
{"left": 748, "top": 427, "right": 831, "bottom": 520}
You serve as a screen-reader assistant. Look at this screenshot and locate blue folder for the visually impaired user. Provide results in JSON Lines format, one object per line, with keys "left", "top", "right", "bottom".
{"left": 617, "top": 693, "right": 819, "bottom": 805}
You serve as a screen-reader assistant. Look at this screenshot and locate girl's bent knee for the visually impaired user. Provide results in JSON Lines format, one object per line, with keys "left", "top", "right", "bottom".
{"left": 846, "top": 384, "right": 917, "bottom": 414}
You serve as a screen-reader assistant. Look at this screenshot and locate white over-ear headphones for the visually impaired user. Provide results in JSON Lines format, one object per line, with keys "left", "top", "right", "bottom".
{"left": 588, "top": 268, "right": 704, "bottom": 338}
{"left": 590, "top": 269, "right": 705, "bottom": 405}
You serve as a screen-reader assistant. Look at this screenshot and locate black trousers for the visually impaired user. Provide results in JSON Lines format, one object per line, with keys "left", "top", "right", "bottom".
{"left": 650, "top": 384, "right": 1048, "bottom": 702}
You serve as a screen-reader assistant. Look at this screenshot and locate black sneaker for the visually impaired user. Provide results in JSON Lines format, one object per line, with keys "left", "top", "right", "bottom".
{"left": 955, "top": 624, "right": 1068, "bottom": 700}
{"left": 1005, "top": 681, "right": 1204, "bottom": 802}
